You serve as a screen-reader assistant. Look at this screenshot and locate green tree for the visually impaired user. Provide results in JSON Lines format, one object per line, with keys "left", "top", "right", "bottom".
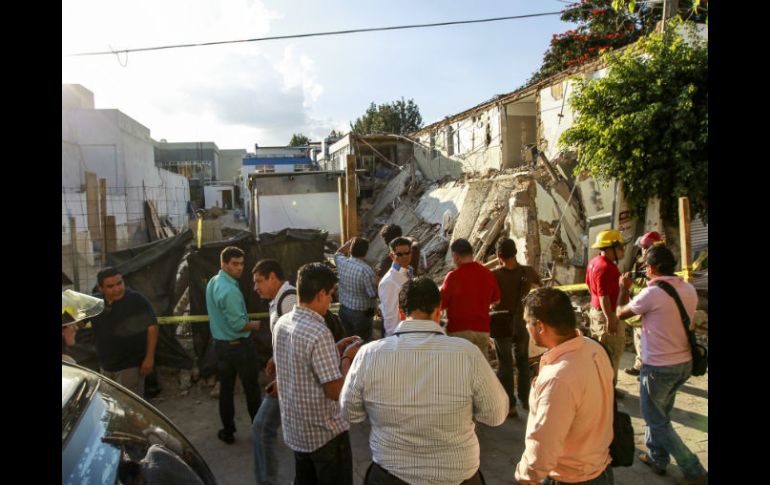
{"left": 526, "top": 0, "right": 706, "bottom": 87}
{"left": 288, "top": 133, "right": 310, "bottom": 146}
{"left": 350, "top": 98, "right": 423, "bottom": 135}
{"left": 559, "top": 21, "right": 707, "bottom": 224}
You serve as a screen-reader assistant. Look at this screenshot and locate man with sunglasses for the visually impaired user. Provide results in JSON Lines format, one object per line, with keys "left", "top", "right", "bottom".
{"left": 378, "top": 236, "right": 415, "bottom": 337}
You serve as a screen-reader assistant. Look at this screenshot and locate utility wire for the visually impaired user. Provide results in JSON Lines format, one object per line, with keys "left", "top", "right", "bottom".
{"left": 66, "top": 11, "right": 562, "bottom": 57}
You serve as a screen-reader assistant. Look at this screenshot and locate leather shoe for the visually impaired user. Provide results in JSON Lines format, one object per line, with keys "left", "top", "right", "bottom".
{"left": 218, "top": 429, "right": 235, "bottom": 444}
{"left": 677, "top": 473, "right": 707, "bottom": 485}
{"left": 638, "top": 453, "right": 666, "bottom": 476}
{"left": 507, "top": 407, "right": 518, "bottom": 418}
{"left": 624, "top": 367, "right": 641, "bottom": 376}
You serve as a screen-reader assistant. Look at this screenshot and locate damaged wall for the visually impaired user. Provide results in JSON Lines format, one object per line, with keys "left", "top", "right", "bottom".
{"left": 415, "top": 105, "right": 504, "bottom": 180}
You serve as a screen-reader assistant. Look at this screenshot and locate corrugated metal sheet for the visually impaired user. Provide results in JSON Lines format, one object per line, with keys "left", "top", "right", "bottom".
{"left": 691, "top": 217, "right": 708, "bottom": 253}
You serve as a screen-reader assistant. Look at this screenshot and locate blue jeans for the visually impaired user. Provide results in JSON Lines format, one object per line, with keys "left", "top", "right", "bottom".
{"left": 338, "top": 305, "right": 373, "bottom": 341}
{"left": 253, "top": 395, "right": 281, "bottom": 485}
{"left": 542, "top": 466, "right": 613, "bottom": 484}
{"left": 640, "top": 361, "right": 706, "bottom": 480}
{"left": 293, "top": 431, "right": 352, "bottom": 485}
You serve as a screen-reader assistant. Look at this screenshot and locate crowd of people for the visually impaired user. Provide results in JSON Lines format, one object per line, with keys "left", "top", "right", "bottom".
{"left": 60, "top": 225, "right": 707, "bottom": 485}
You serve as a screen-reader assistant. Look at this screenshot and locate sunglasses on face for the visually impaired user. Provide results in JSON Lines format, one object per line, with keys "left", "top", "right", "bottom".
{"left": 394, "top": 250, "right": 411, "bottom": 257}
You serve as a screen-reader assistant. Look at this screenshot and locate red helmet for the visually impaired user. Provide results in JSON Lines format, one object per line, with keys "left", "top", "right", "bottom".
{"left": 636, "top": 231, "right": 664, "bottom": 250}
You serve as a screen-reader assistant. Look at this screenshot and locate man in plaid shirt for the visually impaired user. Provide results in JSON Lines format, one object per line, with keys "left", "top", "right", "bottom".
{"left": 334, "top": 237, "right": 377, "bottom": 341}
{"left": 273, "top": 262, "right": 362, "bottom": 485}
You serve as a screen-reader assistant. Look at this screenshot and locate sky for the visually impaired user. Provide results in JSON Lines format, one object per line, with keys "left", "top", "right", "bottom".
{"left": 62, "top": 0, "right": 577, "bottom": 151}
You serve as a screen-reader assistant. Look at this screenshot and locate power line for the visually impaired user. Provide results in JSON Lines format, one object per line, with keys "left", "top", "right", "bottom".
{"left": 66, "top": 11, "right": 562, "bottom": 57}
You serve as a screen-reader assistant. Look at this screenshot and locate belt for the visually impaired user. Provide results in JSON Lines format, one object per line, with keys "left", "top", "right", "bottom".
{"left": 216, "top": 338, "right": 247, "bottom": 345}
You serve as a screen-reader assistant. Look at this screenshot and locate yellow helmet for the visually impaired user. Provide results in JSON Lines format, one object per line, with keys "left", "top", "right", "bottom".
{"left": 591, "top": 229, "right": 626, "bottom": 249}
{"left": 62, "top": 290, "right": 104, "bottom": 327}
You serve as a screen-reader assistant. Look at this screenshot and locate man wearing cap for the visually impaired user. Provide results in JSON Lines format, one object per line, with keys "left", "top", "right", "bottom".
{"left": 585, "top": 229, "right": 626, "bottom": 384}
{"left": 624, "top": 231, "right": 664, "bottom": 377}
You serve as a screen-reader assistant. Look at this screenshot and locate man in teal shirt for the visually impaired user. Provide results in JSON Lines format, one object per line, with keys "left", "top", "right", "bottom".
{"left": 206, "top": 246, "right": 262, "bottom": 444}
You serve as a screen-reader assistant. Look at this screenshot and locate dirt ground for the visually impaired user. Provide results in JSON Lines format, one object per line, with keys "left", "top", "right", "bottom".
{"left": 150, "top": 349, "right": 707, "bottom": 485}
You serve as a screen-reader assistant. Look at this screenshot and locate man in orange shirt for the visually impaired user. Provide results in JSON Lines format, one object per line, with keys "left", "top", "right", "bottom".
{"left": 515, "top": 288, "right": 615, "bottom": 485}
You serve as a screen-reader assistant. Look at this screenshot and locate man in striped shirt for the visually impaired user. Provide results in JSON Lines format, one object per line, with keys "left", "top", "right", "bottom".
{"left": 334, "top": 237, "right": 378, "bottom": 341}
{"left": 341, "top": 277, "right": 509, "bottom": 485}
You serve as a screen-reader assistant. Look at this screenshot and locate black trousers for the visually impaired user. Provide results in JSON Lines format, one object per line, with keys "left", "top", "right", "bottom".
{"left": 214, "top": 339, "right": 261, "bottom": 434}
{"left": 293, "top": 431, "right": 353, "bottom": 485}
{"left": 364, "top": 462, "right": 485, "bottom": 485}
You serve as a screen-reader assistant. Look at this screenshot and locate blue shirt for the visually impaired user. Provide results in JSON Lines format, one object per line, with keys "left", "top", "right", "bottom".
{"left": 206, "top": 270, "right": 249, "bottom": 340}
{"left": 334, "top": 253, "right": 377, "bottom": 310}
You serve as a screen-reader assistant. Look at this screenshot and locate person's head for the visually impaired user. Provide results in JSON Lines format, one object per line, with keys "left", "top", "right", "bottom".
{"left": 635, "top": 231, "right": 665, "bottom": 258}
{"left": 380, "top": 224, "right": 402, "bottom": 244}
{"left": 644, "top": 245, "right": 677, "bottom": 277}
{"left": 350, "top": 237, "right": 370, "bottom": 258}
{"left": 252, "top": 259, "right": 285, "bottom": 300}
{"left": 495, "top": 237, "right": 518, "bottom": 265}
{"left": 97, "top": 267, "right": 125, "bottom": 304}
{"left": 522, "top": 287, "right": 576, "bottom": 348}
{"left": 62, "top": 290, "right": 105, "bottom": 354}
{"left": 591, "top": 229, "right": 626, "bottom": 262}
{"left": 296, "top": 263, "right": 338, "bottom": 314}
{"left": 450, "top": 238, "right": 474, "bottom": 267}
{"left": 399, "top": 277, "right": 441, "bottom": 322}
{"left": 389, "top": 236, "right": 412, "bottom": 268}
{"left": 220, "top": 246, "right": 245, "bottom": 279}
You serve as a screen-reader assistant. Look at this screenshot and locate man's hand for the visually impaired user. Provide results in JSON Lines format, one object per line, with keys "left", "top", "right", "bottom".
{"left": 140, "top": 356, "right": 154, "bottom": 376}
{"left": 247, "top": 320, "right": 261, "bottom": 332}
{"left": 336, "top": 336, "right": 360, "bottom": 356}
{"left": 342, "top": 339, "right": 363, "bottom": 361}
{"left": 265, "top": 380, "right": 278, "bottom": 398}
{"left": 607, "top": 313, "right": 620, "bottom": 336}
{"left": 265, "top": 357, "right": 276, "bottom": 377}
{"left": 620, "top": 272, "right": 634, "bottom": 290}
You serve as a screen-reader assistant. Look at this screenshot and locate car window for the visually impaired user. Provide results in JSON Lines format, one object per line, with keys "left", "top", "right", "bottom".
{"left": 62, "top": 365, "right": 215, "bottom": 485}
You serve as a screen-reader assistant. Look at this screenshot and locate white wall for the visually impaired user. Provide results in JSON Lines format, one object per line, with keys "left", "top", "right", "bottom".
{"left": 539, "top": 69, "right": 607, "bottom": 161}
{"left": 257, "top": 193, "right": 341, "bottom": 235}
{"left": 204, "top": 185, "right": 234, "bottom": 209}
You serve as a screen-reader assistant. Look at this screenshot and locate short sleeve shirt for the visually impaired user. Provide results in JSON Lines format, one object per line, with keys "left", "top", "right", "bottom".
{"left": 586, "top": 254, "right": 620, "bottom": 311}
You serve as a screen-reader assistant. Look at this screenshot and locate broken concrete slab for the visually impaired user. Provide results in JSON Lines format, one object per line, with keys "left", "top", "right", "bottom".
{"left": 415, "top": 182, "right": 469, "bottom": 225}
{"left": 363, "top": 168, "right": 412, "bottom": 227}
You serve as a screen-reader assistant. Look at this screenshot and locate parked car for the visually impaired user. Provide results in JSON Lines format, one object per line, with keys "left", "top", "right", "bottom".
{"left": 62, "top": 362, "right": 216, "bottom": 485}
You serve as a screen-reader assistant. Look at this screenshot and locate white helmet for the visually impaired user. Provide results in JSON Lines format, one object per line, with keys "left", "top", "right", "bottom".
{"left": 62, "top": 290, "right": 104, "bottom": 327}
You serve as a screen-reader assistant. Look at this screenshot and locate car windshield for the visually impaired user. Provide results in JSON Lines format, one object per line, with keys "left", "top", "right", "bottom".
{"left": 62, "top": 364, "right": 215, "bottom": 485}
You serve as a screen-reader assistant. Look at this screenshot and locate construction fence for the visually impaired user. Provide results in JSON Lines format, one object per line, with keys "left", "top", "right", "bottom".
{"left": 62, "top": 180, "right": 191, "bottom": 293}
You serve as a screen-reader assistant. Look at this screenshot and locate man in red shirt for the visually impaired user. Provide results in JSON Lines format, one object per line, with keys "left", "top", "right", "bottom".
{"left": 585, "top": 229, "right": 626, "bottom": 385}
{"left": 440, "top": 238, "right": 501, "bottom": 359}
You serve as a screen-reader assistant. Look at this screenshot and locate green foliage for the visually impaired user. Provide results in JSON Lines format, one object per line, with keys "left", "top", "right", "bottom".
{"left": 526, "top": 0, "right": 706, "bottom": 87}
{"left": 328, "top": 129, "right": 344, "bottom": 139}
{"left": 350, "top": 98, "right": 423, "bottom": 135}
{"left": 559, "top": 22, "right": 708, "bottom": 224}
{"left": 288, "top": 133, "right": 310, "bottom": 146}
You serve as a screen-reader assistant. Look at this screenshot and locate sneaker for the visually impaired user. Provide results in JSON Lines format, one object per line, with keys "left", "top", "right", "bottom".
{"left": 638, "top": 453, "right": 666, "bottom": 476}
{"left": 624, "top": 367, "right": 641, "bottom": 376}
{"left": 217, "top": 429, "right": 235, "bottom": 444}
{"left": 677, "top": 473, "right": 707, "bottom": 485}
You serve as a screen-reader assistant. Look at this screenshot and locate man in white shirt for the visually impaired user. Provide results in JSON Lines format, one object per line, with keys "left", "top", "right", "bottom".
{"left": 251, "top": 259, "right": 297, "bottom": 485}
{"left": 341, "top": 277, "right": 508, "bottom": 485}
{"left": 377, "top": 236, "right": 414, "bottom": 338}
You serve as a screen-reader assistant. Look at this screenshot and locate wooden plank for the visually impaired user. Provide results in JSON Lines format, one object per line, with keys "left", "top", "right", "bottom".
{"left": 105, "top": 215, "right": 117, "bottom": 253}
{"left": 338, "top": 176, "right": 347, "bottom": 244}
{"left": 345, "top": 154, "right": 358, "bottom": 238}
{"left": 86, "top": 172, "right": 101, "bottom": 240}
{"left": 69, "top": 217, "right": 80, "bottom": 291}
{"left": 99, "top": 178, "right": 107, "bottom": 263}
{"left": 678, "top": 197, "right": 692, "bottom": 282}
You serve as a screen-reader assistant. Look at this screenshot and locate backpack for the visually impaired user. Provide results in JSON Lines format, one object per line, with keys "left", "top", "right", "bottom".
{"left": 276, "top": 288, "right": 297, "bottom": 318}
{"left": 598, "top": 342, "right": 635, "bottom": 467}
{"left": 654, "top": 281, "right": 708, "bottom": 377}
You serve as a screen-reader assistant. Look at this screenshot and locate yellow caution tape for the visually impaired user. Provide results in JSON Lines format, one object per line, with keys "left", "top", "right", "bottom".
{"left": 553, "top": 283, "right": 589, "bottom": 293}
{"left": 151, "top": 304, "right": 341, "bottom": 324}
